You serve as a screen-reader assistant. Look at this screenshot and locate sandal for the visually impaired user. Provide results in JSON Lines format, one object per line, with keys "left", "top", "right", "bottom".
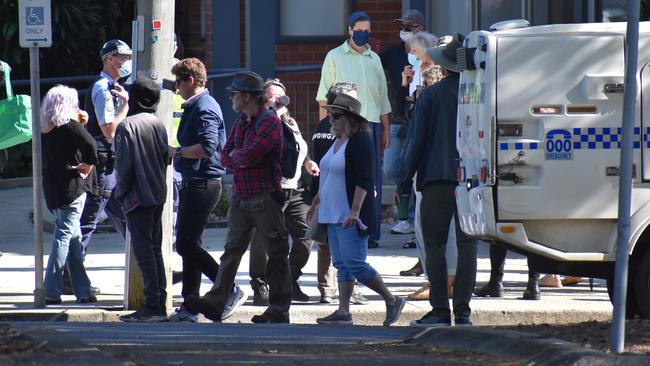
{"left": 402, "top": 238, "right": 417, "bottom": 249}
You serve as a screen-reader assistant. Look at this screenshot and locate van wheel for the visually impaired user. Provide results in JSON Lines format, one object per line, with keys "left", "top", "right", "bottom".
{"left": 634, "top": 249, "right": 650, "bottom": 318}
{"left": 607, "top": 275, "right": 639, "bottom": 319}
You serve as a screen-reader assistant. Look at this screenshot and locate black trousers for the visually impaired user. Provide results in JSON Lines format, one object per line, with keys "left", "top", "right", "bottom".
{"left": 126, "top": 204, "right": 166, "bottom": 310}
{"left": 175, "top": 179, "right": 222, "bottom": 299}
{"left": 249, "top": 188, "right": 312, "bottom": 282}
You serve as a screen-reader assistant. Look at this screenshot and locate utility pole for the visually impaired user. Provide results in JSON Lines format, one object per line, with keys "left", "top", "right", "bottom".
{"left": 124, "top": 0, "right": 175, "bottom": 310}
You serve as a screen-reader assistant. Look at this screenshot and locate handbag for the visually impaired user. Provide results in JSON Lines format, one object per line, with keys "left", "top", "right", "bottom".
{"left": 306, "top": 209, "right": 328, "bottom": 243}
{"left": 0, "top": 61, "right": 32, "bottom": 150}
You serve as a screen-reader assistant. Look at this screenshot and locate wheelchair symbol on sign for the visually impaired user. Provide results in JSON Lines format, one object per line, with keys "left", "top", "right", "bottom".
{"left": 545, "top": 129, "right": 573, "bottom": 160}
{"left": 26, "top": 7, "right": 44, "bottom": 26}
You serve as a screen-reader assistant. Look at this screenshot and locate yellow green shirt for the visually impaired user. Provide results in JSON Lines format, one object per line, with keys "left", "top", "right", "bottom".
{"left": 316, "top": 41, "right": 391, "bottom": 123}
{"left": 170, "top": 93, "right": 185, "bottom": 147}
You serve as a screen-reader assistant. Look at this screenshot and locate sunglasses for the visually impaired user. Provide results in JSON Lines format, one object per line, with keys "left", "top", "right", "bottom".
{"left": 330, "top": 113, "right": 345, "bottom": 120}
{"left": 400, "top": 25, "right": 420, "bottom": 32}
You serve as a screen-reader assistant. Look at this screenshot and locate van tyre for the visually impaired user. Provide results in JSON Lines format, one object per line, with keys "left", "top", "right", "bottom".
{"left": 634, "top": 249, "right": 650, "bottom": 318}
{"left": 607, "top": 275, "right": 639, "bottom": 319}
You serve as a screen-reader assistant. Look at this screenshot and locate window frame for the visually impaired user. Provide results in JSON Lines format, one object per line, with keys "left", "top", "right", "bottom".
{"left": 276, "top": 0, "right": 355, "bottom": 43}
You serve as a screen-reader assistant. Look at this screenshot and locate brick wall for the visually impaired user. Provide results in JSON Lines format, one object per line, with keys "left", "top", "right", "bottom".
{"left": 183, "top": 0, "right": 214, "bottom": 67}
{"left": 275, "top": 0, "right": 404, "bottom": 137}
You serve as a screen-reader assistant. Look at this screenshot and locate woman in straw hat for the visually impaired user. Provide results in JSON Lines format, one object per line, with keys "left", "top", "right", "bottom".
{"left": 307, "top": 94, "right": 405, "bottom": 326}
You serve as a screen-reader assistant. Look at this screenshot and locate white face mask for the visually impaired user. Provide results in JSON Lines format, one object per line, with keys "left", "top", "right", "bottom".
{"left": 400, "top": 31, "right": 413, "bottom": 43}
{"left": 275, "top": 106, "right": 288, "bottom": 117}
{"left": 407, "top": 53, "right": 421, "bottom": 68}
{"left": 118, "top": 59, "right": 132, "bottom": 78}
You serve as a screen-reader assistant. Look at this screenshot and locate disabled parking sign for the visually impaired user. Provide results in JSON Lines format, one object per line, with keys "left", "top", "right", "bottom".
{"left": 18, "top": 0, "right": 52, "bottom": 48}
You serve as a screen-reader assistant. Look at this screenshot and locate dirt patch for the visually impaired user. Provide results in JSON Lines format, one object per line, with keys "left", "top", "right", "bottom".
{"left": 498, "top": 319, "right": 650, "bottom": 355}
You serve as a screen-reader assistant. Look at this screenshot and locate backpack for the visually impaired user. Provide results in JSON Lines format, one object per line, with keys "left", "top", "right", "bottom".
{"left": 254, "top": 108, "right": 300, "bottom": 179}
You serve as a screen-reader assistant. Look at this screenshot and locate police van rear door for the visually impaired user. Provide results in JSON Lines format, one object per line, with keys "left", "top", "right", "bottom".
{"left": 496, "top": 32, "right": 628, "bottom": 220}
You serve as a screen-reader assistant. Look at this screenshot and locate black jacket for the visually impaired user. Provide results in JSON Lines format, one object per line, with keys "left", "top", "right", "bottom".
{"left": 379, "top": 42, "right": 410, "bottom": 123}
{"left": 41, "top": 121, "right": 98, "bottom": 210}
{"left": 114, "top": 112, "right": 169, "bottom": 213}
{"left": 344, "top": 131, "right": 376, "bottom": 237}
{"left": 310, "top": 116, "right": 335, "bottom": 197}
{"left": 401, "top": 73, "right": 460, "bottom": 192}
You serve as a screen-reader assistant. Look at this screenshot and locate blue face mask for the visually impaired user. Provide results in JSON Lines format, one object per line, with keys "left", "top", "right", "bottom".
{"left": 118, "top": 59, "right": 132, "bottom": 78}
{"left": 352, "top": 30, "right": 371, "bottom": 47}
{"left": 407, "top": 53, "right": 421, "bottom": 68}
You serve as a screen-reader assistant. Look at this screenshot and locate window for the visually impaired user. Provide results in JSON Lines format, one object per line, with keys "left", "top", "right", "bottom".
{"left": 279, "top": 0, "right": 352, "bottom": 40}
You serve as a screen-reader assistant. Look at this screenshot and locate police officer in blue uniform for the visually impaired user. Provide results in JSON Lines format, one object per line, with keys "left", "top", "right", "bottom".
{"left": 78, "top": 40, "right": 132, "bottom": 292}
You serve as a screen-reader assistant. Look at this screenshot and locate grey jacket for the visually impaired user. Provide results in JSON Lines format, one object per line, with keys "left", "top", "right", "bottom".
{"left": 401, "top": 73, "right": 460, "bottom": 191}
{"left": 114, "top": 112, "right": 169, "bottom": 213}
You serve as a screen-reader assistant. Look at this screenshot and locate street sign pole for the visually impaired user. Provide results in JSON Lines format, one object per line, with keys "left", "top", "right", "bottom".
{"left": 29, "top": 47, "right": 44, "bottom": 308}
{"left": 611, "top": 0, "right": 640, "bottom": 354}
{"left": 18, "top": 0, "right": 52, "bottom": 309}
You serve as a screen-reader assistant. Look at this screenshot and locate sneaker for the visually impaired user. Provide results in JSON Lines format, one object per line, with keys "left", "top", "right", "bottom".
{"left": 222, "top": 285, "right": 247, "bottom": 320}
{"left": 78, "top": 294, "right": 97, "bottom": 303}
{"left": 317, "top": 311, "right": 353, "bottom": 325}
{"left": 410, "top": 311, "right": 451, "bottom": 327}
{"left": 319, "top": 295, "right": 338, "bottom": 304}
{"left": 350, "top": 290, "right": 369, "bottom": 305}
{"left": 168, "top": 304, "right": 198, "bottom": 323}
{"left": 454, "top": 316, "right": 473, "bottom": 326}
{"left": 45, "top": 297, "right": 62, "bottom": 305}
{"left": 384, "top": 296, "right": 406, "bottom": 326}
{"left": 292, "top": 281, "right": 310, "bottom": 302}
{"left": 184, "top": 295, "right": 221, "bottom": 323}
{"left": 391, "top": 220, "right": 415, "bottom": 234}
{"left": 120, "top": 307, "right": 166, "bottom": 322}
{"left": 251, "top": 311, "right": 289, "bottom": 324}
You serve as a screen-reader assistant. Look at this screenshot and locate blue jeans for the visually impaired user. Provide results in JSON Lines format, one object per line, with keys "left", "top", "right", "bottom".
{"left": 327, "top": 224, "right": 377, "bottom": 284}
{"left": 369, "top": 123, "right": 383, "bottom": 242}
{"left": 382, "top": 123, "right": 402, "bottom": 185}
{"left": 80, "top": 169, "right": 126, "bottom": 253}
{"left": 44, "top": 193, "right": 92, "bottom": 300}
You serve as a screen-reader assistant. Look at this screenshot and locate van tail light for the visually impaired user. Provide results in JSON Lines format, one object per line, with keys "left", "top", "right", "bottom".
{"left": 480, "top": 159, "right": 488, "bottom": 183}
{"left": 457, "top": 166, "right": 466, "bottom": 182}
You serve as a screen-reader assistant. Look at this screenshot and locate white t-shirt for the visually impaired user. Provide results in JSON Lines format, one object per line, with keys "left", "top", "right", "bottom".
{"left": 280, "top": 119, "right": 309, "bottom": 189}
{"left": 318, "top": 138, "right": 350, "bottom": 224}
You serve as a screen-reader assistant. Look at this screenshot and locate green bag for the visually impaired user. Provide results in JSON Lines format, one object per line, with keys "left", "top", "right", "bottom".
{"left": 0, "top": 61, "right": 32, "bottom": 150}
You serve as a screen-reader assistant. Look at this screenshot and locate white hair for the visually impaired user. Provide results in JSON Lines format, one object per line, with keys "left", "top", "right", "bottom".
{"left": 41, "top": 85, "right": 79, "bottom": 133}
{"left": 408, "top": 31, "right": 438, "bottom": 51}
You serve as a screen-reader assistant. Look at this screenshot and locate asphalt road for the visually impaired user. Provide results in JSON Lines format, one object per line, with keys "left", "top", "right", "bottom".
{"left": 6, "top": 322, "right": 517, "bottom": 365}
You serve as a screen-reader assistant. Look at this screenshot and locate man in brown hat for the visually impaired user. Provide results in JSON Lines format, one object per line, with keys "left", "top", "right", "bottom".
{"left": 186, "top": 71, "right": 293, "bottom": 324}
{"left": 400, "top": 34, "right": 478, "bottom": 327}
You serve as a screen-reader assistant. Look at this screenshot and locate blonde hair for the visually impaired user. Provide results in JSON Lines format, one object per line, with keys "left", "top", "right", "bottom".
{"left": 41, "top": 85, "right": 79, "bottom": 133}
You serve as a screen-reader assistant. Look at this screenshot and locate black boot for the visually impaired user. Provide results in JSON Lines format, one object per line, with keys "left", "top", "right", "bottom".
{"left": 399, "top": 260, "right": 423, "bottom": 276}
{"left": 291, "top": 268, "right": 310, "bottom": 302}
{"left": 474, "top": 279, "right": 503, "bottom": 297}
{"left": 474, "top": 244, "right": 505, "bottom": 297}
{"left": 522, "top": 272, "right": 540, "bottom": 300}
{"left": 250, "top": 278, "right": 269, "bottom": 306}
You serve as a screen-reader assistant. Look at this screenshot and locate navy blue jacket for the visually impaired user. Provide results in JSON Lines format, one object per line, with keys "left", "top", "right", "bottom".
{"left": 344, "top": 131, "right": 377, "bottom": 237}
{"left": 401, "top": 73, "right": 460, "bottom": 191}
{"left": 174, "top": 90, "right": 226, "bottom": 180}
{"left": 379, "top": 42, "right": 410, "bottom": 123}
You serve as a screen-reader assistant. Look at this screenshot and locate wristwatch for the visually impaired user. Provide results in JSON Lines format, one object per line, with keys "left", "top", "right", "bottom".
{"left": 175, "top": 146, "right": 182, "bottom": 157}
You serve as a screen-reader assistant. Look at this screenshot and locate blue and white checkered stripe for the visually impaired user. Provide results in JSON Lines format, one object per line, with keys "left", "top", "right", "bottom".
{"left": 498, "top": 127, "right": 650, "bottom": 151}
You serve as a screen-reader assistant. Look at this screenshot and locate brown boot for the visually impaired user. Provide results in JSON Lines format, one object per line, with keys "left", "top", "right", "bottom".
{"left": 399, "top": 260, "right": 423, "bottom": 276}
{"left": 407, "top": 284, "right": 430, "bottom": 300}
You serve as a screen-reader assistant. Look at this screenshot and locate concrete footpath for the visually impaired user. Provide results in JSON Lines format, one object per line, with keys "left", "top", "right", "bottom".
{"left": 0, "top": 187, "right": 613, "bottom": 326}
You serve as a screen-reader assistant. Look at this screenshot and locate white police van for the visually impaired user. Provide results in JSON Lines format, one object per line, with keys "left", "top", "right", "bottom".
{"left": 454, "top": 20, "right": 650, "bottom": 317}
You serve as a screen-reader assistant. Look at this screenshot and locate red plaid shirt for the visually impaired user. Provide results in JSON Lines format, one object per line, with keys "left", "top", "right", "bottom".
{"left": 222, "top": 107, "right": 283, "bottom": 199}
